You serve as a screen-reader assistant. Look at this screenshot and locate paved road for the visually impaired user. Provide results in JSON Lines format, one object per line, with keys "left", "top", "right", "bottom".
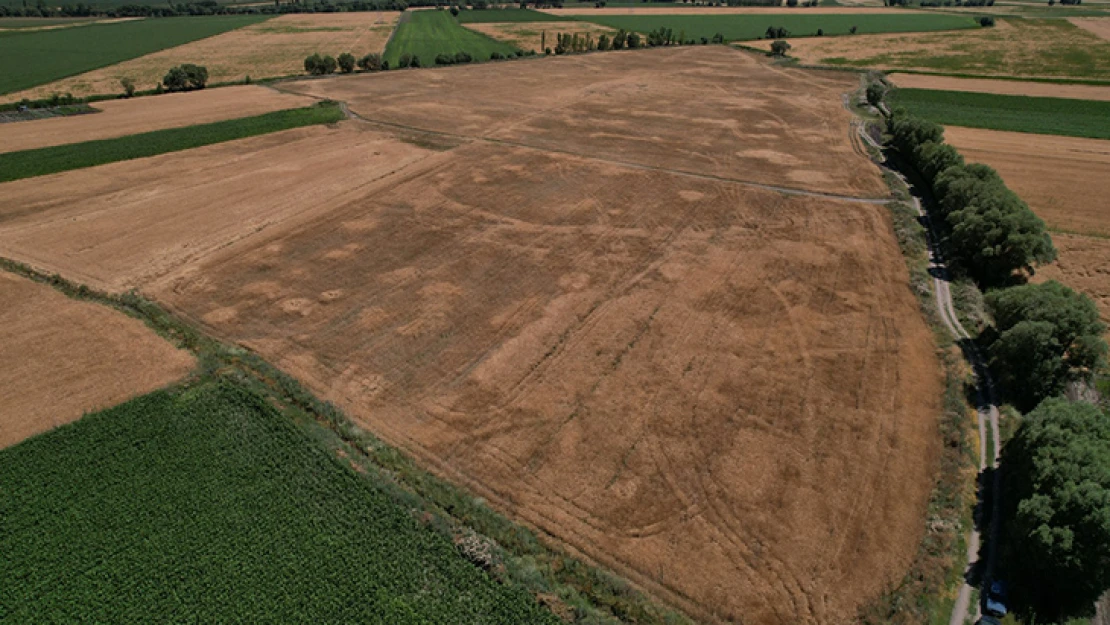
{"left": 856, "top": 125, "right": 1001, "bottom": 625}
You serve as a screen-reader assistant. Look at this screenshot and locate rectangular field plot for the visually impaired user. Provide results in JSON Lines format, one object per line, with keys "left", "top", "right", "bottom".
{"left": 0, "top": 272, "right": 194, "bottom": 448}
{"left": 0, "top": 123, "right": 437, "bottom": 291}
{"left": 285, "top": 46, "right": 889, "bottom": 199}
{"left": 0, "top": 381, "right": 557, "bottom": 623}
{"left": 154, "top": 137, "right": 942, "bottom": 624}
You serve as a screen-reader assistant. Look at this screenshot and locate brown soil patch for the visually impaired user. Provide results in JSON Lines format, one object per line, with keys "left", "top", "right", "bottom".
{"left": 743, "top": 18, "right": 1110, "bottom": 80}
{"left": 888, "top": 72, "right": 1110, "bottom": 101}
{"left": 540, "top": 6, "right": 926, "bottom": 14}
{"left": 944, "top": 126, "right": 1110, "bottom": 238}
{"left": 1, "top": 48, "right": 942, "bottom": 623}
{"left": 1033, "top": 233, "right": 1110, "bottom": 335}
{"left": 1072, "top": 17, "right": 1110, "bottom": 40}
{"left": 0, "top": 122, "right": 436, "bottom": 292}
{"left": 3, "top": 13, "right": 399, "bottom": 103}
{"left": 464, "top": 21, "right": 615, "bottom": 54}
{"left": 0, "top": 86, "right": 316, "bottom": 154}
{"left": 0, "top": 271, "right": 194, "bottom": 448}
{"left": 282, "top": 47, "right": 888, "bottom": 198}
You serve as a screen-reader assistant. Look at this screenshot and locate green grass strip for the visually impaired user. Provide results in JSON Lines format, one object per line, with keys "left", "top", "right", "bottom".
{"left": 0, "top": 379, "right": 560, "bottom": 623}
{"left": 568, "top": 12, "right": 979, "bottom": 40}
{"left": 0, "top": 101, "right": 345, "bottom": 183}
{"left": 890, "top": 87, "right": 1110, "bottom": 140}
{"left": 0, "top": 15, "right": 270, "bottom": 95}
{"left": 455, "top": 7, "right": 565, "bottom": 22}
{"left": 384, "top": 10, "right": 519, "bottom": 66}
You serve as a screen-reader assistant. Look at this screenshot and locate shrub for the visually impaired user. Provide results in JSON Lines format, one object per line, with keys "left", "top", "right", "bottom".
{"left": 435, "top": 53, "right": 453, "bottom": 65}
{"left": 626, "top": 31, "right": 641, "bottom": 48}
{"left": 120, "top": 77, "right": 136, "bottom": 98}
{"left": 454, "top": 51, "right": 472, "bottom": 64}
{"left": 770, "top": 40, "right": 791, "bottom": 56}
{"left": 597, "top": 33, "right": 610, "bottom": 50}
{"left": 489, "top": 51, "right": 504, "bottom": 60}
{"left": 816, "top": 28, "right": 823, "bottom": 36}
{"left": 337, "top": 52, "right": 356, "bottom": 73}
{"left": 357, "top": 53, "right": 383, "bottom": 71}
{"left": 398, "top": 53, "right": 413, "bottom": 68}
{"left": 978, "top": 16, "right": 995, "bottom": 26}
{"left": 410, "top": 55, "right": 422, "bottom": 68}
{"left": 450, "top": 4, "right": 459, "bottom": 15}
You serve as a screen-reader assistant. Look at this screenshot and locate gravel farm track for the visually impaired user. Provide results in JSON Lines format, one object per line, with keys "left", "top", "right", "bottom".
{"left": 0, "top": 47, "right": 946, "bottom": 624}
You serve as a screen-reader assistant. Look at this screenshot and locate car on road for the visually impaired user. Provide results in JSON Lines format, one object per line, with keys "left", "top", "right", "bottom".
{"left": 984, "top": 579, "right": 1009, "bottom": 618}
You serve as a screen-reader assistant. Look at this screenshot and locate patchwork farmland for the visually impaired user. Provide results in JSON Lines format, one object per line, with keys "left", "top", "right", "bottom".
{"left": 5, "top": 2, "right": 1108, "bottom": 623}
{"left": 0, "top": 46, "right": 944, "bottom": 624}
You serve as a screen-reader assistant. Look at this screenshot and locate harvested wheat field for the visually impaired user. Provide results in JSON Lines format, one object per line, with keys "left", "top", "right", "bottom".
{"left": 944, "top": 126, "right": 1110, "bottom": 237}
{"left": 1034, "top": 234, "right": 1110, "bottom": 334}
{"left": 540, "top": 6, "right": 926, "bottom": 15}
{"left": 1072, "top": 17, "right": 1110, "bottom": 40}
{"left": 283, "top": 47, "right": 888, "bottom": 198}
{"left": 2, "top": 13, "right": 398, "bottom": 103}
{"left": 0, "top": 122, "right": 436, "bottom": 292}
{"left": 0, "top": 47, "right": 943, "bottom": 623}
{"left": 0, "top": 271, "right": 194, "bottom": 448}
{"left": 888, "top": 72, "right": 1110, "bottom": 101}
{"left": 743, "top": 18, "right": 1110, "bottom": 80}
{"left": 0, "top": 86, "right": 316, "bottom": 154}
{"left": 59, "top": 48, "right": 944, "bottom": 624}
{"left": 464, "top": 21, "right": 615, "bottom": 53}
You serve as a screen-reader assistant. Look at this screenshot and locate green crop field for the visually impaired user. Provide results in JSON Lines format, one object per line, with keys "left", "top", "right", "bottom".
{"left": 0, "top": 379, "right": 558, "bottom": 623}
{"left": 0, "top": 15, "right": 270, "bottom": 95}
{"left": 384, "top": 10, "right": 519, "bottom": 66}
{"left": 456, "top": 7, "right": 565, "bottom": 22}
{"left": 890, "top": 88, "right": 1110, "bottom": 140}
{"left": 569, "top": 12, "right": 978, "bottom": 40}
{"left": 0, "top": 102, "right": 345, "bottom": 182}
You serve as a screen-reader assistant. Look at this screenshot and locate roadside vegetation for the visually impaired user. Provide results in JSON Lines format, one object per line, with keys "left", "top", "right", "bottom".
{"left": 0, "top": 258, "right": 693, "bottom": 624}
{"left": 383, "top": 9, "right": 519, "bottom": 68}
{"left": 889, "top": 88, "right": 1110, "bottom": 140}
{"left": 0, "top": 101, "right": 344, "bottom": 183}
{"left": 882, "top": 90, "right": 1110, "bottom": 623}
{"left": 0, "top": 380, "right": 560, "bottom": 623}
{"left": 0, "top": 14, "right": 269, "bottom": 95}
{"left": 571, "top": 12, "right": 978, "bottom": 41}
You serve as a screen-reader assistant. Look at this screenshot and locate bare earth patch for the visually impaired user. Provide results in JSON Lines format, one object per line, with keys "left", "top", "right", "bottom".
{"left": 888, "top": 72, "right": 1110, "bottom": 101}
{"left": 0, "top": 86, "right": 317, "bottom": 154}
{"left": 944, "top": 126, "right": 1110, "bottom": 238}
{"left": 0, "top": 48, "right": 942, "bottom": 623}
{"left": 1071, "top": 17, "right": 1110, "bottom": 40}
{"left": 464, "top": 21, "right": 615, "bottom": 54}
{"left": 2, "top": 13, "right": 399, "bottom": 103}
{"left": 0, "top": 271, "right": 194, "bottom": 448}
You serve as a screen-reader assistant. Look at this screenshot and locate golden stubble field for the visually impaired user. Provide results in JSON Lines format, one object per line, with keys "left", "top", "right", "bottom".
{"left": 2, "top": 13, "right": 399, "bottom": 103}
{"left": 743, "top": 18, "right": 1110, "bottom": 80}
{"left": 0, "top": 86, "right": 316, "bottom": 153}
{"left": 0, "top": 47, "right": 943, "bottom": 624}
{"left": 945, "top": 126, "right": 1110, "bottom": 334}
{"left": 0, "top": 272, "right": 194, "bottom": 448}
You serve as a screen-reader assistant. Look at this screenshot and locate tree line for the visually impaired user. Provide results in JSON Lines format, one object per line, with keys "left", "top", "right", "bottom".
{"left": 883, "top": 96, "right": 1110, "bottom": 623}
{"left": 543, "top": 27, "right": 725, "bottom": 55}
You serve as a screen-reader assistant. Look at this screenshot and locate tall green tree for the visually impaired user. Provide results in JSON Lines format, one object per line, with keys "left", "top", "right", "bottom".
{"left": 986, "top": 281, "right": 1105, "bottom": 410}
{"left": 999, "top": 398, "right": 1110, "bottom": 622}
{"left": 946, "top": 187, "right": 1055, "bottom": 285}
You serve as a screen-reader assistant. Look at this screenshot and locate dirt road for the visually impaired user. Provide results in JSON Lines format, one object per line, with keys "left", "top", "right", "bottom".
{"left": 860, "top": 127, "right": 1002, "bottom": 625}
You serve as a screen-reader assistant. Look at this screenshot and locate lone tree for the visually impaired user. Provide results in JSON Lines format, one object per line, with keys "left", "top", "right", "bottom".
{"left": 120, "top": 77, "right": 135, "bottom": 98}
{"left": 986, "top": 281, "right": 1106, "bottom": 410}
{"left": 998, "top": 398, "right": 1110, "bottom": 621}
{"left": 162, "top": 64, "right": 208, "bottom": 92}
{"left": 770, "top": 39, "right": 791, "bottom": 57}
{"left": 337, "top": 52, "right": 356, "bottom": 73}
